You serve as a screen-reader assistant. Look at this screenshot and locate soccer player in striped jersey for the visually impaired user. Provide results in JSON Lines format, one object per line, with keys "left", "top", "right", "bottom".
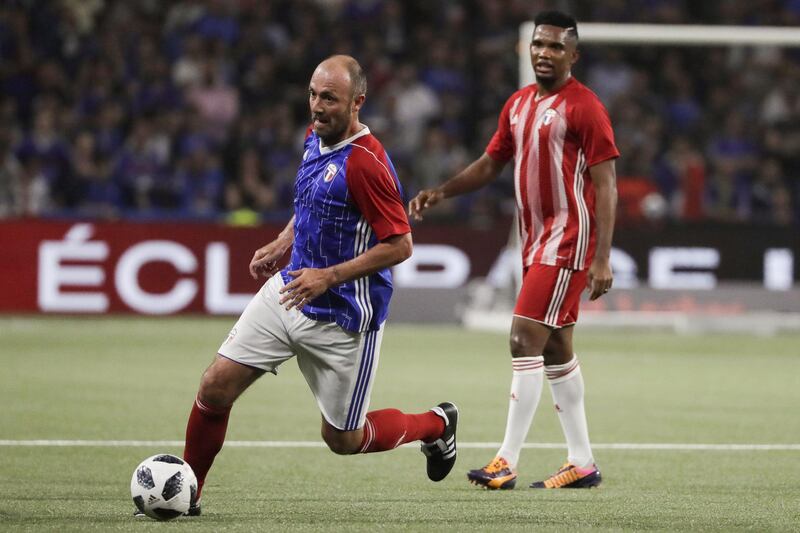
{"left": 173, "top": 56, "right": 457, "bottom": 515}
{"left": 409, "top": 11, "right": 618, "bottom": 490}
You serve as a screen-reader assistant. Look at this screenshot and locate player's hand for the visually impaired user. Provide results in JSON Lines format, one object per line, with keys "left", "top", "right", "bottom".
{"left": 279, "top": 268, "right": 335, "bottom": 310}
{"left": 408, "top": 189, "right": 444, "bottom": 221}
{"left": 249, "top": 240, "right": 290, "bottom": 280}
{"left": 586, "top": 257, "right": 613, "bottom": 301}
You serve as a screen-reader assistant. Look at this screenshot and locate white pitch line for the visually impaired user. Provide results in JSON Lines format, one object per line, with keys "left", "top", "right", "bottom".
{"left": 0, "top": 440, "right": 798, "bottom": 451}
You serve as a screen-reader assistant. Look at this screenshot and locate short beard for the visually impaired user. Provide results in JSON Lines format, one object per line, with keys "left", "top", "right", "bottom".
{"left": 317, "top": 126, "right": 347, "bottom": 146}
{"left": 315, "top": 105, "right": 352, "bottom": 146}
{"left": 535, "top": 73, "right": 556, "bottom": 91}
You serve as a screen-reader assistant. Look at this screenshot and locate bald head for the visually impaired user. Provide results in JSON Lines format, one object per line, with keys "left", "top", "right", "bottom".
{"left": 308, "top": 55, "right": 367, "bottom": 145}
{"left": 315, "top": 55, "right": 367, "bottom": 99}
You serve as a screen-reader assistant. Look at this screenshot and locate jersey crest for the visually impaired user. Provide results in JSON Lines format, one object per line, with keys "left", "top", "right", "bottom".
{"left": 323, "top": 163, "right": 338, "bottom": 182}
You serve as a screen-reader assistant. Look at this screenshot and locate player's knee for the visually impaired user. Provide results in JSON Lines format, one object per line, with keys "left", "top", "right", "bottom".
{"left": 321, "top": 426, "right": 360, "bottom": 455}
{"left": 197, "top": 364, "right": 236, "bottom": 408}
{"left": 542, "top": 337, "right": 573, "bottom": 365}
{"left": 543, "top": 339, "right": 564, "bottom": 358}
{"left": 542, "top": 350, "right": 573, "bottom": 366}
{"left": 510, "top": 332, "right": 538, "bottom": 357}
{"left": 509, "top": 320, "right": 550, "bottom": 356}
{"left": 324, "top": 437, "right": 357, "bottom": 455}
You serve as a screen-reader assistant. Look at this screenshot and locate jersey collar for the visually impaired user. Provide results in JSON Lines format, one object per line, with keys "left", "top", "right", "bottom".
{"left": 535, "top": 75, "right": 574, "bottom": 100}
{"left": 319, "top": 126, "right": 371, "bottom": 154}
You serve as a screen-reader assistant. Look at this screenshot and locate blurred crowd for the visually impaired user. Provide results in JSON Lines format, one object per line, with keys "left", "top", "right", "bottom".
{"left": 0, "top": 0, "right": 798, "bottom": 226}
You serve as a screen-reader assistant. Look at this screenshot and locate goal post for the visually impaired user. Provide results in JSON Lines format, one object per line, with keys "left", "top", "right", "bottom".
{"left": 518, "top": 23, "right": 800, "bottom": 86}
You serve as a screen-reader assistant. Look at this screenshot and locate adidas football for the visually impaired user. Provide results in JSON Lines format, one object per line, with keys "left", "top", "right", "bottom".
{"left": 130, "top": 454, "right": 197, "bottom": 520}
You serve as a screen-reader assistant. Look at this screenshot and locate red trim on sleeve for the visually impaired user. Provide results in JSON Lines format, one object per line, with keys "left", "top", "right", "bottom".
{"left": 485, "top": 91, "right": 520, "bottom": 163}
{"left": 346, "top": 140, "right": 411, "bottom": 241}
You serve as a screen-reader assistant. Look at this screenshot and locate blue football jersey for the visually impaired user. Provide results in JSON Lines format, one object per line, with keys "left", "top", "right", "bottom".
{"left": 280, "top": 127, "right": 410, "bottom": 332}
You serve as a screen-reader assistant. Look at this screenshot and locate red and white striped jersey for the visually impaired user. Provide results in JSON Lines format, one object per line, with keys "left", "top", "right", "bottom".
{"left": 486, "top": 77, "right": 619, "bottom": 271}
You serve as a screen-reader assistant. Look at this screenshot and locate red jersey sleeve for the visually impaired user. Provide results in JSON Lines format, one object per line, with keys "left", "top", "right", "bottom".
{"left": 346, "top": 146, "right": 411, "bottom": 241}
{"left": 485, "top": 92, "right": 519, "bottom": 162}
{"left": 572, "top": 96, "right": 620, "bottom": 167}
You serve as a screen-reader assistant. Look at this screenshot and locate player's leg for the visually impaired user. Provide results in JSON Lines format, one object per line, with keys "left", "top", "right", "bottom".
{"left": 466, "top": 316, "right": 549, "bottom": 490}
{"left": 542, "top": 326, "right": 595, "bottom": 468}
{"left": 183, "top": 355, "right": 265, "bottom": 502}
{"left": 319, "top": 417, "right": 363, "bottom": 454}
{"left": 185, "top": 274, "right": 295, "bottom": 503}
{"left": 322, "top": 404, "right": 457, "bottom": 483}
{"left": 296, "top": 321, "right": 457, "bottom": 481}
{"left": 530, "top": 274, "right": 601, "bottom": 488}
{"left": 499, "top": 316, "right": 551, "bottom": 465}
{"left": 136, "top": 355, "right": 257, "bottom": 519}
{"left": 468, "top": 265, "right": 562, "bottom": 490}
{"left": 319, "top": 408, "right": 446, "bottom": 456}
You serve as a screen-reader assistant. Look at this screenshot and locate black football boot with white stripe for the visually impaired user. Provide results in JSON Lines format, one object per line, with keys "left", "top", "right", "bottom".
{"left": 420, "top": 402, "right": 458, "bottom": 481}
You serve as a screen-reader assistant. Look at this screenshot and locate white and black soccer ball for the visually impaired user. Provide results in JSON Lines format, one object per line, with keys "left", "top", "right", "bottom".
{"left": 130, "top": 454, "right": 198, "bottom": 520}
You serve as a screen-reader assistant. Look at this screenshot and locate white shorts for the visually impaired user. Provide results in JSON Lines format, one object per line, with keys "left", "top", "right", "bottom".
{"left": 218, "top": 274, "right": 383, "bottom": 431}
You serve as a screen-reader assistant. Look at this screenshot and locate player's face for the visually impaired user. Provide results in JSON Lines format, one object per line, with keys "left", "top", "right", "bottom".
{"left": 308, "top": 67, "right": 357, "bottom": 146}
{"left": 530, "top": 25, "right": 578, "bottom": 89}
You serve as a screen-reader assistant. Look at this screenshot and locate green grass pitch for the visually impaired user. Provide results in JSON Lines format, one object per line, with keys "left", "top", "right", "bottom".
{"left": 1, "top": 316, "right": 799, "bottom": 531}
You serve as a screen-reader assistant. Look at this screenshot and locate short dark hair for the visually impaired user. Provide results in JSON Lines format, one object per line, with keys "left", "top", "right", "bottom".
{"left": 348, "top": 60, "right": 367, "bottom": 98}
{"left": 534, "top": 10, "right": 579, "bottom": 40}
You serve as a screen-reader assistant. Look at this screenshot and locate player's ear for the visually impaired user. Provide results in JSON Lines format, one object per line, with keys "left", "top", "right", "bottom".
{"left": 570, "top": 48, "right": 580, "bottom": 66}
{"left": 351, "top": 93, "right": 366, "bottom": 113}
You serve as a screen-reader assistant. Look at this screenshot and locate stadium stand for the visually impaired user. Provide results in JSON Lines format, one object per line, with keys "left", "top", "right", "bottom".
{"left": 0, "top": 0, "right": 798, "bottom": 226}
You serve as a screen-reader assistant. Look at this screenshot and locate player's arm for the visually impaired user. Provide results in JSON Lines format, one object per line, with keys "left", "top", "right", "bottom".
{"left": 249, "top": 215, "right": 295, "bottom": 280}
{"left": 281, "top": 147, "right": 412, "bottom": 310}
{"left": 408, "top": 153, "right": 506, "bottom": 221}
{"left": 280, "top": 232, "right": 411, "bottom": 310}
{"left": 410, "top": 92, "right": 516, "bottom": 221}
{"left": 586, "top": 159, "right": 617, "bottom": 300}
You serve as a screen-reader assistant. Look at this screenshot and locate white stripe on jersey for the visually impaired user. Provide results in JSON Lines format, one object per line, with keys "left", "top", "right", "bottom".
{"left": 572, "top": 150, "right": 589, "bottom": 270}
{"left": 540, "top": 100, "right": 569, "bottom": 265}
{"left": 353, "top": 216, "right": 373, "bottom": 331}
{"left": 545, "top": 268, "right": 572, "bottom": 325}
{"left": 513, "top": 95, "right": 531, "bottom": 217}
{"left": 526, "top": 96, "right": 541, "bottom": 268}
{"left": 524, "top": 94, "right": 556, "bottom": 267}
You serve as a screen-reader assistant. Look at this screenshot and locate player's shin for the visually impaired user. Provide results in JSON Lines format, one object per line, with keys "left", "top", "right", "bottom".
{"left": 183, "top": 396, "right": 232, "bottom": 497}
{"left": 546, "top": 355, "right": 594, "bottom": 467}
{"left": 358, "top": 408, "right": 444, "bottom": 453}
{"left": 496, "top": 356, "right": 545, "bottom": 467}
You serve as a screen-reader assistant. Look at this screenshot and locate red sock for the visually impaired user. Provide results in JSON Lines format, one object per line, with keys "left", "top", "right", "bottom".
{"left": 183, "top": 397, "right": 231, "bottom": 498}
{"left": 358, "top": 408, "right": 445, "bottom": 453}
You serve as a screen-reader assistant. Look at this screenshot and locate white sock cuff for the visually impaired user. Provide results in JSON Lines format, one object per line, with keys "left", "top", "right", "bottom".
{"left": 512, "top": 356, "right": 544, "bottom": 375}
{"left": 545, "top": 355, "right": 580, "bottom": 383}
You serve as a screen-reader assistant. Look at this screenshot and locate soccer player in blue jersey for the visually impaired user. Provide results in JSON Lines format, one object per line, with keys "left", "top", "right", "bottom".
{"left": 174, "top": 56, "right": 457, "bottom": 515}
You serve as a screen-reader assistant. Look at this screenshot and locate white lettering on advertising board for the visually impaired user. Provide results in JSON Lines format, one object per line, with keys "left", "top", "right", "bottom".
{"left": 35, "top": 225, "right": 795, "bottom": 314}
{"left": 38, "top": 224, "right": 109, "bottom": 312}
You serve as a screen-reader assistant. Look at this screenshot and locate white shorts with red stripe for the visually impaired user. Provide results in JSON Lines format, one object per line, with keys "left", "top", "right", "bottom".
{"left": 513, "top": 264, "right": 587, "bottom": 328}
